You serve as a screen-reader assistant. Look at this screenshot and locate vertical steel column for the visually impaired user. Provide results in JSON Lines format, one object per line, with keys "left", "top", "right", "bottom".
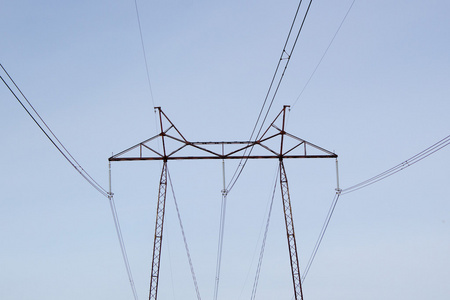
{"left": 279, "top": 159, "right": 304, "bottom": 300}
{"left": 149, "top": 161, "right": 168, "bottom": 300}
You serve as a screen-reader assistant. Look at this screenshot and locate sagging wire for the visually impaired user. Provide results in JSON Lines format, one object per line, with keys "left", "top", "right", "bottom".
{"left": 167, "top": 169, "right": 202, "bottom": 300}
{"left": 237, "top": 163, "right": 279, "bottom": 299}
{"left": 301, "top": 135, "right": 450, "bottom": 282}
{"left": 133, "top": 0, "right": 155, "bottom": 108}
{"left": 2, "top": 63, "right": 139, "bottom": 300}
{"left": 132, "top": 0, "right": 161, "bottom": 144}
{"left": 302, "top": 191, "right": 341, "bottom": 282}
{"left": 291, "top": 0, "right": 356, "bottom": 108}
{"left": 109, "top": 162, "right": 139, "bottom": 300}
{"left": 342, "top": 135, "right": 450, "bottom": 195}
{"left": 286, "top": 159, "right": 340, "bottom": 300}
{"left": 226, "top": 0, "right": 315, "bottom": 194}
{"left": 213, "top": 156, "right": 228, "bottom": 300}
{"left": 250, "top": 165, "right": 280, "bottom": 300}
{"left": 0, "top": 63, "right": 109, "bottom": 198}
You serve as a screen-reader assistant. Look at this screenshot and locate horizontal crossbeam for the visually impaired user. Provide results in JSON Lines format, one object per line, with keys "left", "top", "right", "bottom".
{"left": 109, "top": 107, "right": 337, "bottom": 162}
{"left": 110, "top": 154, "right": 336, "bottom": 161}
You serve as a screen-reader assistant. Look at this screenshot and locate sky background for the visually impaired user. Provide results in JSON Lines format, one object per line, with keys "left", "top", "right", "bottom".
{"left": 1, "top": 0, "right": 449, "bottom": 299}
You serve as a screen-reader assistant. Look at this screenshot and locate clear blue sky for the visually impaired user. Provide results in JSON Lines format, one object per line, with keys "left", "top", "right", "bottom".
{"left": 1, "top": 1, "right": 449, "bottom": 299}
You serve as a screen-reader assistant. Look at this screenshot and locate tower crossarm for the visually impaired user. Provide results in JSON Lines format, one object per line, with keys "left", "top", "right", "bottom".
{"left": 109, "top": 107, "right": 337, "bottom": 162}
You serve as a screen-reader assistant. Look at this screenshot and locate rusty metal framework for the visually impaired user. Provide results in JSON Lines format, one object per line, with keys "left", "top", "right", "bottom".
{"left": 109, "top": 106, "right": 337, "bottom": 300}
{"left": 109, "top": 107, "right": 337, "bottom": 162}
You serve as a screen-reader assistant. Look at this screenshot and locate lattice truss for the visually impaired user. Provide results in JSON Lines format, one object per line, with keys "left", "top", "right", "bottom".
{"left": 109, "top": 106, "right": 337, "bottom": 162}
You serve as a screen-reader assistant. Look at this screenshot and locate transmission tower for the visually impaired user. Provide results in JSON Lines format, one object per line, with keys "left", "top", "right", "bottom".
{"left": 109, "top": 106, "right": 337, "bottom": 300}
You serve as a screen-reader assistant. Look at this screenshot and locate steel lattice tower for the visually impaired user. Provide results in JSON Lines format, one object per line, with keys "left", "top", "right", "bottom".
{"left": 109, "top": 106, "right": 337, "bottom": 300}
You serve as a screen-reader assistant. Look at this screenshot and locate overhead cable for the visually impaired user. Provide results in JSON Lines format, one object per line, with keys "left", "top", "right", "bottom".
{"left": 108, "top": 195, "right": 140, "bottom": 300}
{"left": 108, "top": 163, "right": 139, "bottom": 300}
{"left": 133, "top": 0, "right": 156, "bottom": 108}
{"left": 167, "top": 170, "right": 202, "bottom": 300}
{"left": 300, "top": 135, "right": 449, "bottom": 284}
{"left": 253, "top": 0, "right": 313, "bottom": 140}
{"left": 227, "top": 0, "right": 314, "bottom": 193}
{"left": 213, "top": 159, "right": 228, "bottom": 300}
{"left": 250, "top": 166, "right": 279, "bottom": 300}
{"left": 342, "top": 134, "right": 450, "bottom": 195}
{"left": 302, "top": 191, "right": 341, "bottom": 282}
{"left": 292, "top": 0, "right": 356, "bottom": 108}
{"left": 0, "top": 64, "right": 138, "bottom": 300}
{"left": 2, "top": 63, "right": 139, "bottom": 300}
{"left": 108, "top": 198, "right": 140, "bottom": 299}
{"left": 0, "top": 63, "right": 109, "bottom": 198}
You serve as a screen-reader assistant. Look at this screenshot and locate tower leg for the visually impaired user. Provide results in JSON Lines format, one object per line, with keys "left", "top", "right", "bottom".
{"left": 279, "top": 159, "right": 304, "bottom": 300}
{"left": 149, "top": 161, "right": 168, "bottom": 300}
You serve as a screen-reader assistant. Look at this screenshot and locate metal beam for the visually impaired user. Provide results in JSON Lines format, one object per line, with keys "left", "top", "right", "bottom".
{"left": 109, "top": 154, "right": 336, "bottom": 161}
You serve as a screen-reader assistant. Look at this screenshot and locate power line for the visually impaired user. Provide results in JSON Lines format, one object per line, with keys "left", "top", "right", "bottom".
{"left": 108, "top": 195, "right": 140, "bottom": 300}
{"left": 167, "top": 169, "right": 202, "bottom": 300}
{"left": 254, "top": 0, "right": 313, "bottom": 140}
{"left": 132, "top": 0, "right": 162, "bottom": 143}
{"left": 237, "top": 164, "right": 279, "bottom": 299}
{"left": 342, "top": 135, "right": 450, "bottom": 195}
{"left": 292, "top": 0, "right": 356, "bottom": 108}
{"left": 108, "top": 163, "right": 139, "bottom": 300}
{"left": 227, "top": 0, "right": 314, "bottom": 193}
{"left": 2, "top": 63, "right": 139, "bottom": 300}
{"left": 133, "top": 0, "right": 156, "bottom": 108}
{"left": 301, "top": 135, "right": 450, "bottom": 282}
{"left": 302, "top": 191, "right": 341, "bottom": 282}
{"left": 0, "top": 63, "right": 109, "bottom": 198}
{"left": 213, "top": 160, "right": 228, "bottom": 300}
{"left": 250, "top": 166, "right": 279, "bottom": 300}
